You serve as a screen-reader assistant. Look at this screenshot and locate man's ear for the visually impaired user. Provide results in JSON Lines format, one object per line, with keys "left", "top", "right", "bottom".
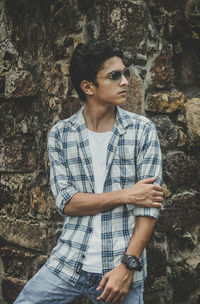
{"left": 80, "top": 80, "right": 95, "bottom": 97}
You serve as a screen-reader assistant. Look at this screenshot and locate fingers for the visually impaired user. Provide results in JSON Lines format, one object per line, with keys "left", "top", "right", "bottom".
{"left": 112, "top": 292, "right": 126, "bottom": 304}
{"left": 104, "top": 289, "right": 117, "bottom": 303}
{"left": 120, "top": 295, "right": 126, "bottom": 302}
{"left": 96, "top": 287, "right": 110, "bottom": 302}
{"left": 96, "top": 275, "right": 107, "bottom": 291}
{"left": 153, "top": 190, "right": 164, "bottom": 201}
{"left": 110, "top": 293, "right": 122, "bottom": 304}
{"left": 154, "top": 185, "right": 163, "bottom": 191}
{"left": 96, "top": 276, "right": 108, "bottom": 301}
{"left": 150, "top": 202, "right": 163, "bottom": 208}
{"left": 142, "top": 176, "right": 157, "bottom": 184}
{"left": 150, "top": 191, "right": 164, "bottom": 207}
{"left": 152, "top": 191, "right": 163, "bottom": 198}
{"left": 155, "top": 196, "right": 164, "bottom": 203}
{"left": 141, "top": 177, "right": 163, "bottom": 192}
{"left": 96, "top": 275, "right": 124, "bottom": 303}
{"left": 97, "top": 287, "right": 125, "bottom": 304}
{"left": 148, "top": 189, "right": 164, "bottom": 207}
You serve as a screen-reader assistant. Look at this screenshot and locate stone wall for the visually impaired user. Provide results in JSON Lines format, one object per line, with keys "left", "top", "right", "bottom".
{"left": 0, "top": 0, "right": 200, "bottom": 303}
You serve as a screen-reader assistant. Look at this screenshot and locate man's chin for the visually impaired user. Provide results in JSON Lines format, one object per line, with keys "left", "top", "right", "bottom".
{"left": 117, "top": 97, "right": 127, "bottom": 105}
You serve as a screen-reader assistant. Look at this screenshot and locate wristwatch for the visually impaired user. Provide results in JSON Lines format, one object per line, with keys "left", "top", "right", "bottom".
{"left": 121, "top": 254, "right": 143, "bottom": 271}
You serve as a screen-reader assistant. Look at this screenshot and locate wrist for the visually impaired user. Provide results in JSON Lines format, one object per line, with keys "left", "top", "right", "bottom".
{"left": 119, "top": 188, "right": 129, "bottom": 204}
{"left": 119, "top": 262, "right": 134, "bottom": 274}
{"left": 121, "top": 254, "right": 143, "bottom": 272}
{"left": 111, "top": 188, "right": 128, "bottom": 206}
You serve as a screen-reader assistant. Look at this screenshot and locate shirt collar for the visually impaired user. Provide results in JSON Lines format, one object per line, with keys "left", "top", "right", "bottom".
{"left": 68, "top": 106, "right": 134, "bottom": 134}
{"left": 114, "top": 106, "right": 134, "bottom": 135}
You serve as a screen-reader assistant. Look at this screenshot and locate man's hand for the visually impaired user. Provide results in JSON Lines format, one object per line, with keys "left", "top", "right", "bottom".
{"left": 96, "top": 263, "right": 133, "bottom": 304}
{"left": 125, "top": 176, "right": 164, "bottom": 208}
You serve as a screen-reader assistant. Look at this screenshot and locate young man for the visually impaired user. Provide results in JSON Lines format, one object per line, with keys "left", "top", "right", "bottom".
{"left": 14, "top": 40, "right": 163, "bottom": 304}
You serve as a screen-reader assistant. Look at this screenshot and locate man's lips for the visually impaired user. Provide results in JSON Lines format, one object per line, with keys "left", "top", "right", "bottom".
{"left": 118, "top": 90, "right": 127, "bottom": 95}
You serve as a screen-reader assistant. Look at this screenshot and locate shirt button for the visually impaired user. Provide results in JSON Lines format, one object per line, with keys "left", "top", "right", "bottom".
{"left": 87, "top": 227, "right": 92, "bottom": 233}
{"left": 82, "top": 255, "right": 85, "bottom": 259}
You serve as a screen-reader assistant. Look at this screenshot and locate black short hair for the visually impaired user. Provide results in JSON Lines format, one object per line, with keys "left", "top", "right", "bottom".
{"left": 69, "top": 40, "right": 123, "bottom": 101}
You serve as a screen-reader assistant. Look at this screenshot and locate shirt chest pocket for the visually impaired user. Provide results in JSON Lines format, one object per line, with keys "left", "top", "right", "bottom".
{"left": 111, "top": 147, "right": 136, "bottom": 186}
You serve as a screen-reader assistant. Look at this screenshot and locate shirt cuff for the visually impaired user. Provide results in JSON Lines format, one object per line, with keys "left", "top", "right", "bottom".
{"left": 134, "top": 207, "right": 160, "bottom": 219}
{"left": 56, "top": 187, "right": 78, "bottom": 216}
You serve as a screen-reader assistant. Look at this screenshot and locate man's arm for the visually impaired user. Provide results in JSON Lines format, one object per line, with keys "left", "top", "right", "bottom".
{"left": 96, "top": 216, "right": 156, "bottom": 304}
{"left": 96, "top": 121, "right": 163, "bottom": 304}
{"left": 64, "top": 177, "right": 163, "bottom": 215}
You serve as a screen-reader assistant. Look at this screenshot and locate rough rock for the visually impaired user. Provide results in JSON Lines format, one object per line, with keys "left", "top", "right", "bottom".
{"left": 2, "top": 276, "right": 26, "bottom": 304}
{"left": 163, "top": 151, "right": 199, "bottom": 192}
{"left": 123, "top": 69, "right": 143, "bottom": 115}
{"left": 99, "top": 0, "right": 159, "bottom": 57}
{"left": 0, "top": 217, "right": 50, "bottom": 252}
{"left": 151, "top": 45, "right": 174, "bottom": 89}
{"left": 158, "top": 192, "right": 200, "bottom": 235}
{"left": 31, "top": 187, "right": 48, "bottom": 214}
{"left": 0, "top": 247, "right": 47, "bottom": 280}
{"left": 0, "top": 135, "right": 37, "bottom": 173}
{"left": 151, "top": 116, "right": 179, "bottom": 151}
{"left": 59, "top": 96, "right": 82, "bottom": 120}
{"left": 45, "top": 64, "right": 65, "bottom": 97}
{"left": 0, "top": 76, "right": 5, "bottom": 101}
{"left": 5, "top": 70, "right": 37, "bottom": 100}
{"left": 185, "top": 98, "right": 200, "bottom": 144}
{"left": 146, "top": 92, "right": 185, "bottom": 113}
{"left": 144, "top": 276, "right": 173, "bottom": 304}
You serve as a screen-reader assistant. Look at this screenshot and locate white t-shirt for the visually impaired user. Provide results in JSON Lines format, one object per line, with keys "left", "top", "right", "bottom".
{"left": 82, "top": 129, "right": 112, "bottom": 273}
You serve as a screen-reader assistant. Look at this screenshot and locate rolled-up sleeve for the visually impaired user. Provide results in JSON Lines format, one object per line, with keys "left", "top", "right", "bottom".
{"left": 134, "top": 121, "right": 162, "bottom": 219}
{"left": 47, "top": 125, "right": 78, "bottom": 216}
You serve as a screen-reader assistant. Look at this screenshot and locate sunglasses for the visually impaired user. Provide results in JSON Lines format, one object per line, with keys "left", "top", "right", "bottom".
{"left": 108, "top": 68, "right": 130, "bottom": 82}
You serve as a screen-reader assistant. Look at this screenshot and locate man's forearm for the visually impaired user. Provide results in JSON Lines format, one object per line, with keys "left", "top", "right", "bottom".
{"left": 125, "top": 216, "right": 156, "bottom": 258}
{"left": 96, "top": 216, "right": 157, "bottom": 303}
{"left": 64, "top": 190, "right": 127, "bottom": 216}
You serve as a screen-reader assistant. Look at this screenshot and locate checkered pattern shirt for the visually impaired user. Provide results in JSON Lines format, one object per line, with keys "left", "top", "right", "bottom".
{"left": 46, "top": 106, "right": 162, "bottom": 287}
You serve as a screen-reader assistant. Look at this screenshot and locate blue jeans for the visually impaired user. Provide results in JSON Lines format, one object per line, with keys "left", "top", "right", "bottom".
{"left": 14, "top": 265, "right": 144, "bottom": 304}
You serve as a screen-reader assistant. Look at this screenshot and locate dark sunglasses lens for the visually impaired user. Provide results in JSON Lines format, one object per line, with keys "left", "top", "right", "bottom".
{"left": 111, "top": 71, "right": 122, "bottom": 81}
{"left": 124, "top": 69, "right": 130, "bottom": 79}
{"left": 111, "top": 69, "right": 130, "bottom": 81}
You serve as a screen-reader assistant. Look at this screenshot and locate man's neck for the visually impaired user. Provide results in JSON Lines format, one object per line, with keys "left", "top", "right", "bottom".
{"left": 83, "top": 102, "right": 116, "bottom": 132}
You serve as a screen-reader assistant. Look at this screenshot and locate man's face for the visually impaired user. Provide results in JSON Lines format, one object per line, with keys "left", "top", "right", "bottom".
{"left": 91, "top": 56, "right": 129, "bottom": 107}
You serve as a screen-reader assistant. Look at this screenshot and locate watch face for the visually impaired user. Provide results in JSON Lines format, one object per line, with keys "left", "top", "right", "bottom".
{"left": 121, "top": 254, "right": 142, "bottom": 271}
{"left": 127, "top": 256, "right": 137, "bottom": 269}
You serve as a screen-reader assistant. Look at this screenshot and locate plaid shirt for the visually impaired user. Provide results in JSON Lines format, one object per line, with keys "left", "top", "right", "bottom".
{"left": 46, "top": 106, "right": 162, "bottom": 287}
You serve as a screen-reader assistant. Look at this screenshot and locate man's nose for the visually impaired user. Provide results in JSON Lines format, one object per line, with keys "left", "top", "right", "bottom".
{"left": 120, "top": 74, "right": 129, "bottom": 86}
